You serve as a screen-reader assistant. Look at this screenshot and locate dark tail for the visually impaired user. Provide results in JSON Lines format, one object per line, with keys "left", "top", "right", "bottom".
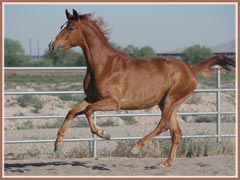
{"left": 191, "top": 55, "right": 235, "bottom": 74}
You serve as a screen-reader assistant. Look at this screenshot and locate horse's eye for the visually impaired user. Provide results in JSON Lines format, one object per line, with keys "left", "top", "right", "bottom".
{"left": 68, "top": 27, "right": 74, "bottom": 32}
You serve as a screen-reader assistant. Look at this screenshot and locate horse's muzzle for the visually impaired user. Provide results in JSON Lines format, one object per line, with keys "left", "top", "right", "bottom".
{"left": 48, "top": 41, "right": 61, "bottom": 55}
{"left": 48, "top": 40, "right": 55, "bottom": 53}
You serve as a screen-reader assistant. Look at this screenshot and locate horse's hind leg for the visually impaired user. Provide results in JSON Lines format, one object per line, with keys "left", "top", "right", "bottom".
{"left": 155, "top": 94, "right": 193, "bottom": 168}
{"left": 157, "top": 110, "right": 182, "bottom": 168}
{"left": 55, "top": 99, "right": 89, "bottom": 151}
{"left": 131, "top": 91, "right": 193, "bottom": 168}
{"left": 130, "top": 98, "right": 174, "bottom": 155}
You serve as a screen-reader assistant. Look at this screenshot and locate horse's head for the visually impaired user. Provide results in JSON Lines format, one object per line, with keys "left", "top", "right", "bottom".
{"left": 49, "top": 9, "right": 83, "bottom": 54}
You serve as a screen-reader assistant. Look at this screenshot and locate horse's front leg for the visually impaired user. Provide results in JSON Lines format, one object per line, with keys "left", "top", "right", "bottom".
{"left": 54, "top": 99, "right": 90, "bottom": 151}
{"left": 84, "top": 98, "right": 119, "bottom": 140}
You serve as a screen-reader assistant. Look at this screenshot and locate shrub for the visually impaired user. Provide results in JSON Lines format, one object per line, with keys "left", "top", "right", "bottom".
{"left": 111, "top": 138, "right": 235, "bottom": 158}
{"left": 97, "top": 119, "right": 118, "bottom": 127}
{"left": 16, "top": 121, "right": 34, "bottom": 130}
{"left": 195, "top": 116, "right": 216, "bottom": 123}
{"left": 58, "top": 94, "right": 77, "bottom": 102}
{"left": 70, "top": 119, "right": 89, "bottom": 128}
{"left": 121, "top": 116, "right": 137, "bottom": 125}
{"left": 17, "top": 95, "right": 43, "bottom": 114}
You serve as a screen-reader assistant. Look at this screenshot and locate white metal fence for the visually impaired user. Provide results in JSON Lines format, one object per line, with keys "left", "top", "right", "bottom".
{"left": 4, "top": 66, "right": 236, "bottom": 157}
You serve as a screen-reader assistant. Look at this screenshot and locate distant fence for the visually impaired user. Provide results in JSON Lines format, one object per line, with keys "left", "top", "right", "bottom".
{"left": 4, "top": 66, "right": 236, "bottom": 158}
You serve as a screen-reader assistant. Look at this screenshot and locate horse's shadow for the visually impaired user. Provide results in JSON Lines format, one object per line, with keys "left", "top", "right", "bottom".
{"left": 4, "top": 160, "right": 110, "bottom": 173}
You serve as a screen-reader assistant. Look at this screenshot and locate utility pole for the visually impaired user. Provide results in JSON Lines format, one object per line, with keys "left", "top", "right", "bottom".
{"left": 37, "top": 38, "right": 40, "bottom": 58}
{"left": 29, "top": 38, "right": 32, "bottom": 57}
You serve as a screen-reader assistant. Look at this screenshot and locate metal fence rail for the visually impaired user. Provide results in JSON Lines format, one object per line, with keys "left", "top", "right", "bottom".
{"left": 4, "top": 66, "right": 236, "bottom": 157}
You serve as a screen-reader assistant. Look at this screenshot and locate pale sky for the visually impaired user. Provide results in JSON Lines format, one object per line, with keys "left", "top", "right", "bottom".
{"left": 4, "top": 3, "right": 236, "bottom": 56}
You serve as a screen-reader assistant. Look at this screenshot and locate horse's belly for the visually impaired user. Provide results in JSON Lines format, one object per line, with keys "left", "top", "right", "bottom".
{"left": 120, "top": 100, "right": 157, "bottom": 110}
{"left": 120, "top": 88, "right": 166, "bottom": 110}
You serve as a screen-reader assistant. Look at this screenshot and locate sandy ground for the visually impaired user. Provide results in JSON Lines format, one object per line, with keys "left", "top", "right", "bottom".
{"left": 4, "top": 156, "right": 236, "bottom": 177}
{"left": 4, "top": 123, "right": 237, "bottom": 177}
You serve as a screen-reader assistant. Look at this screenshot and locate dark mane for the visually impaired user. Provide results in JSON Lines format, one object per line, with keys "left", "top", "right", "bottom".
{"left": 79, "top": 13, "right": 110, "bottom": 40}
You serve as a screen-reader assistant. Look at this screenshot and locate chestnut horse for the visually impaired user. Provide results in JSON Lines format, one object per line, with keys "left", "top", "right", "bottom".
{"left": 49, "top": 9, "right": 235, "bottom": 168}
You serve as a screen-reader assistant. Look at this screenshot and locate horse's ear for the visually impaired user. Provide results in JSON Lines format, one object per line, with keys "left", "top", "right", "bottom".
{"left": 72, "top": 9, "right": 79, "bottom": 21}
{"left": 65, "top": 9, "right": 73, "bottom": 20}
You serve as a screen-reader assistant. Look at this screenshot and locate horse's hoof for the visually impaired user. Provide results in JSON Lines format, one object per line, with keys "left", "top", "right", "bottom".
{"left": 102, "top": 131, "right": 111, "bottom": 140}
{"left": 159, "top": 161, "right": 173, "bottom": 168}
{"left": 96, "top": 130, "right": 111, "bottom": 140}
{"left": 149, "top": 161, "right": 172, "bottom": 169}
{"left": 131, "top": 147, "right": 140, "bottom": 155}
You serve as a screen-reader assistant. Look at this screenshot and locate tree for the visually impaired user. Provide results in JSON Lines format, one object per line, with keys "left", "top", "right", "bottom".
{"left": 123, "top": 45, "right": 140, "bottom": 58}
{"left": 182, "top": 45, "right": 213, "bottom": 65}
{"left": 4, "top": 38, "right": 32, "bottom": 67}
{"left": 123, "top": 45, "right": 157, "bottom": 59}
{"left": 139, "top": 46, "right": 157, "bottom": 59}
{"left": 43, "top": 49, "right": 86, "bottom": 67}
{"left": 4, "top": 38, "right": 24, "bottom": 55}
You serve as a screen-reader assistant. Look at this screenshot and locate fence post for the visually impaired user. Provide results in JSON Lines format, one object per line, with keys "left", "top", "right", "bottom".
{"left": 93, "top": 112, "right": 97, "bottom": 159}
{"left": 216, "top": 67, "right": 221, "bottom": 142}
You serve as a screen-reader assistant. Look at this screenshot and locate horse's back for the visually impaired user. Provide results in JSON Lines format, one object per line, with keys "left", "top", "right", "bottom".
{"left": 119, "top": 57, "right": 197, "bottom": 110}
{"left": 119, "top": 58, "right": 174, "bottom": 109}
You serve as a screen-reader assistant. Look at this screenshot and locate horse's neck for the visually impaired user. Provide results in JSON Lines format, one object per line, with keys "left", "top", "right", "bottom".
{"left": 81, "top": 26, "right": 112, "bottom": 76}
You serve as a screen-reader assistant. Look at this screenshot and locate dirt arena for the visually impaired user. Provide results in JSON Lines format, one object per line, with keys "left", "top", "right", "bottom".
{"left": 4, "top": 123, "right": 237, "bottom": 177}
{"left": 4, "top": 156, "right": 236, "bottom": 177}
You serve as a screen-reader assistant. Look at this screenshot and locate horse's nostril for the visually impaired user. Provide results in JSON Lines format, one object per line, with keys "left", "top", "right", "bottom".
{"left": 49, "top": 42, "right": 54, "bottom": 52}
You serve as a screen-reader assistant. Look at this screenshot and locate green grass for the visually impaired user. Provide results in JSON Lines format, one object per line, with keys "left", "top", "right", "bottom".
{"left": 5, "top": 74, "right": 84, "bottom": 84}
